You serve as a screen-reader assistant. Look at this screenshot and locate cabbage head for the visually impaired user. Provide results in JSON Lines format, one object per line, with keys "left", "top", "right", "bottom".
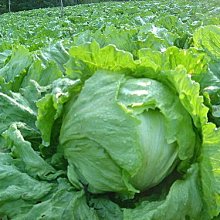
{"left": 60, "top": 70, "right": 197, "bottom": 195}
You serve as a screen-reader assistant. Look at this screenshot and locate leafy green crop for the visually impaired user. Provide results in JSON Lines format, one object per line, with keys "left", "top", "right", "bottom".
{"left": 0, "top": 0, "right": 220, "bottom": 219}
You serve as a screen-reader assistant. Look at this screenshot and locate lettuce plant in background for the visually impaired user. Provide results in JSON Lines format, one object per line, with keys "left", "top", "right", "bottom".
{"left": 0, "top": 1, "right": 220, "bottom": 220}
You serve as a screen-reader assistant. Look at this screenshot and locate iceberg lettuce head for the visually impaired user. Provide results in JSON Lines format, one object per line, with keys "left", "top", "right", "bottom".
{"left": 60, "top": 71, "right": 197, "bottom": 194}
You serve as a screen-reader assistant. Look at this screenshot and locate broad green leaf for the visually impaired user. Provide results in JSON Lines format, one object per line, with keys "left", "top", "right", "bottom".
{"left": 0, "top": 153, "right": 54, "bottom": 218}
{"left": 14, "top": 179, "right": 99, "bottom": 220}
{"left": 200, "top": 123, "right": 220, "bottom": 217}
{"left": 68, "top": 41, "right": 136, "bottom": 75}
{"left": 0, "top": 45, "right": 32, "bottom": 91}
{"left": 164, "top": 66, "right": 209, "bottom": 129}
{"left": 2, "top": 123, "right": 63, "bottom": 180}
{"left": 89, "top": 197, "right": 123, "bottom": 220}
{"left": 193, "top": 25, "right": 220, "bottom": 59}
{"left": 21, "top": 58, "right": 62, "bottom": 87}
{"left": 36, "top": 78, "right": 81, "bottom": 147}
{"left": 0, "top": 92, "right": 36, "bottom": 134}
{"left": 39, "top": 41, "right": 70, "bottom": 73}
{"left": 124, "top": 165, "right": 203, "bottom": 220}
{"left": 0, "top": 50, "right": 11, "bottom": 68}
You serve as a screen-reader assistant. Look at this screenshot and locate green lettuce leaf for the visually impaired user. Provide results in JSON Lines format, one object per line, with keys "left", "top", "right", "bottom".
{"left": 193, "top": 25, "right": 220, "bottom": 59}
{"left": 36, "top": 78, "right": 81, "bottom": 147}
{"left": 0, "top": 153, "right": 54, "bottom": 218}
{"left": 124, "top": 164, "right": 203, "bottom": 220}
{"left": 0, "top": 45, "right": 32, "bottom": 92}
{"left": 14, "top": 179, "right": 99, "bottom": 220}
{"left": 2, "top": 123, "right": 63, "bottom": 180}
{"left": 0, "top": 92, "right": 36, "bottom": 134}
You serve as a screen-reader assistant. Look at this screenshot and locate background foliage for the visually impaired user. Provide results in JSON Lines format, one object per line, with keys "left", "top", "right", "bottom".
{"left": 0, "top": 0, "right": 124, "bottom": 14}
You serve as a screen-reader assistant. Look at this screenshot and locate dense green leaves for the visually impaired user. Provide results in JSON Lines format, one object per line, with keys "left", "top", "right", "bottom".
{"left": 0, "top": 0, "right": 220, "bottom": 219}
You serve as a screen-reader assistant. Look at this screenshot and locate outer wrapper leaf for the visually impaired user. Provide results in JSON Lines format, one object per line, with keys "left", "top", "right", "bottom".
{"left": 124, "top": 164, "right": 203, "bottom": 220}
{"left": 2, "top": 123, "right": 63, "bottom": 180}
{"left": 36, "top": 78, "right": 81, "bottom": 147}
{"left": 0, "top": 92, "right": 36, "bottom": 134}
{"left": 193, "top": 25, "right": 220, "bottom": 59}
{"left": 0, "top": 45, "right": 32, "bottom": 92}
{"left": 200, "top": 123, "right": 220, "bottom": 217}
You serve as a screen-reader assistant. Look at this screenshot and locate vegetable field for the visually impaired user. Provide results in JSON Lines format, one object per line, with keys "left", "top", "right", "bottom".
{"left": 0, "top": 0, "right": 220, "bottom": 219}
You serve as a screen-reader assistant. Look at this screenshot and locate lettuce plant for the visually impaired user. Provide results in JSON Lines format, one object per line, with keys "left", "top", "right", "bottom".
{"left": 0, "top": 1, "right": 220, "bottom": 219}
{"left": 60, "top": 71, "right": 197, "bottom": 195}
